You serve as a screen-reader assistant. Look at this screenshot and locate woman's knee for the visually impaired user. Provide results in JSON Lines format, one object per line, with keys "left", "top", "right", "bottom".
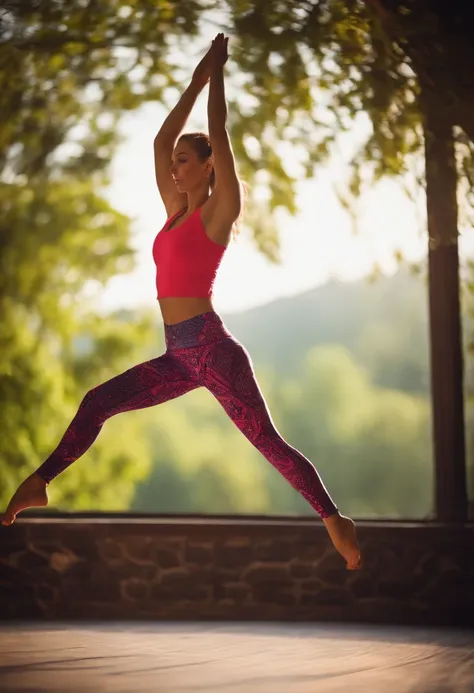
{"left": 241, "top": 417, "right": 277, "bottom": 448}
{"left": 76, "top": 385, "right": 107, "bottom": 422}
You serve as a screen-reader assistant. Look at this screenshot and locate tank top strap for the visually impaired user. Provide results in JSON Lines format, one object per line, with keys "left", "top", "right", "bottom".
{"left": 165, "top": 207, "right": 186, "bottom": 229}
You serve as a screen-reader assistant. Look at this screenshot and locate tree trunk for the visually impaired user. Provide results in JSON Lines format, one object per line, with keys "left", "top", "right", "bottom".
{"left": 365, "top": 0, "right": 474, "bottom": 145}
{"left": 423, "top": 100, "right": 468, "bottom": 522}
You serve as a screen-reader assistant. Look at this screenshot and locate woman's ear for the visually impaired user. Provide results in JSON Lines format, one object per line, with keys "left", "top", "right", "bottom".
{"left": 206, "top": 156, "right": 214, "bottom": 178}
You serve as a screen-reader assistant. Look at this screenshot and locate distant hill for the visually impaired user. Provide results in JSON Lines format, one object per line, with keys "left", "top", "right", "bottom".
{"left": 221, "top": 267, "right": 431, "bottom": 394}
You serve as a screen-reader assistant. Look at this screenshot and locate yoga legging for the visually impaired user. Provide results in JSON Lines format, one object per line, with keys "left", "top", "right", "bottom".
{"left": 36, "top": 311, "right": 338, "bottom": 518}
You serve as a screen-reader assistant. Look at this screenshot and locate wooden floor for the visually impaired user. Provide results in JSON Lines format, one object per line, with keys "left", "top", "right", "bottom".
{"left": 1, "top": 622, "right": 473, "bottom": 692}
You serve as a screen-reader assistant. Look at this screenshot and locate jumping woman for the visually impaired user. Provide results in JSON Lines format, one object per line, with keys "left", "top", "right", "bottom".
{"left": 2, "top": 35, "right": 362, "bottom": 571}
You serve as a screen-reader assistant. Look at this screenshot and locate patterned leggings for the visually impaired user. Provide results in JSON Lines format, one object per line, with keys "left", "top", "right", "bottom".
{"left": 36, "top": 311, "right": 337, "bottom": 518}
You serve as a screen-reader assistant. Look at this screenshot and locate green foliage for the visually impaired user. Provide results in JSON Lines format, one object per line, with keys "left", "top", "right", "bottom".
{"left": 131, "top": 339, "right": 432, "bottom": 519}
{"left": 1, "top": 0, "right": 471, "bottom": 518}
{"left": 222, "top": 1, "right": 421, "bottom": 210}
{"left": 0, "top": 0, "right": 207, "bottom": 181}
{"left": 0, "top": 164, "right": 157, "bottom": 509}
{"left": 47, "top": 407, "right": 152, "bottom": 512}
{"left": 222, "top": 0, "right": 474, "bottom": 228}
{"left": 0, "top": 0, "right": 201, "bottom": 507}
{"left": 0, "top": 180, "right": 133, "bottom": 322}
{"left": 223, "top": 266, "right": 430, "bottom": 394}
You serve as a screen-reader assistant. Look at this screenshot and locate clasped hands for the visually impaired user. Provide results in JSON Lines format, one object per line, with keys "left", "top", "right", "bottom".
{"left": 192, "top": 33, "right": 229, "bottom": 89}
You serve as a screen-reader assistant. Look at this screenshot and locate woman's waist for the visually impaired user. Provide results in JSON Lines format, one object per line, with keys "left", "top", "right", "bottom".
{"left": 158, "top": 296, "right": 214, "bottom": 326}
{"left": 161, "top": 304, "right": 232, "bottom": 351}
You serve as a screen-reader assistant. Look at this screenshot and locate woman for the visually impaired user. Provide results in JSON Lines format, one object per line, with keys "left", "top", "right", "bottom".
{"left": 2, "top": 35, "right": 361, "bottom": 571}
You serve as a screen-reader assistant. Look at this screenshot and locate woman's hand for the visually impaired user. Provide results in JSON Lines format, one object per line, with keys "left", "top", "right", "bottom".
{"left": 191, "top": 43, "right": 215, "bottom": 90}
{"left": 209, "top": 33, "right": 229, "bottom": 73}
{"left": 191, "top": 34, "right": 229, "bottom": 90}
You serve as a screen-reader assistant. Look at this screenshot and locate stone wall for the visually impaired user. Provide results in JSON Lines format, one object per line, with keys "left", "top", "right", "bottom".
{"left": 1, "top": 517, "right": 473, "bottom": 626}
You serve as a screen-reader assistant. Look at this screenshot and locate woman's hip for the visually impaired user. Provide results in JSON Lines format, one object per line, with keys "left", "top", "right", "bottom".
{"left": 164, "top": 310, "right": 234, "bottom": 351}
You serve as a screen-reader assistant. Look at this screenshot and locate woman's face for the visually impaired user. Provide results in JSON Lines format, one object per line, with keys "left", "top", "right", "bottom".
{"left": 169, "top": 139, "right": 211, "bottom": 193}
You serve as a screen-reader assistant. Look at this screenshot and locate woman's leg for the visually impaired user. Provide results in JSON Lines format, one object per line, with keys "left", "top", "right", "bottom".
{"left": 201, "top": 338, "right": 337, "bottom": 518}
{"left": 202, "top": 336, "right": 361, "bottom": 568}
{"left": 1, "top": 351, "right": 199, "bottom": 526}
{"left": 36, "top": 351, "right": 200, "bottom": 483}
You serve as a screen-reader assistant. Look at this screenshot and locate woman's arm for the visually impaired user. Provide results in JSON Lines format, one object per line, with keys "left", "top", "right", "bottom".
{"left": 207, "top": 35, "right": 242, "bottom": 223}
{"left": 155, "top": 81, "right": 201, "bottom": 145}
{"left": 154, "top": 48, "right": 213, "bottom": 215}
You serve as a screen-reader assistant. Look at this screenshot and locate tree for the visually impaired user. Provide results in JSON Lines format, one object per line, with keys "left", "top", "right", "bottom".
{"left": 129, "top": 343, "right": 432, "bottom": 518}
{"left": 2, "top": 0, "right": 472, "bottom": 516}
{"left": 0, "top": 0, "right": 307, "bottom": 509}
{"left": 0, "top": 0, "right": 205, "bottom": 507}
{"left": 365, "top": 0, "right": 474, "bottom": 146}
{"left": 221, "top": 0, "right": 470, "bottom": 520}
{"left": 0, "top": 175, "right": 156, "bottom": 509}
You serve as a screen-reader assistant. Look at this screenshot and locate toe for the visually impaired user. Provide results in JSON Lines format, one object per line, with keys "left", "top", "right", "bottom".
{"left": 347, "top": 555, "right": 362, "bottom": 571}
{"left": 2, "top": 510, "right": 15, "bottom": 526}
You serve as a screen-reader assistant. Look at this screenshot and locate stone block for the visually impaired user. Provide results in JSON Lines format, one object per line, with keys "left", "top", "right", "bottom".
{"left": 185, "top": 542, "right": 214, "bottom": 564}
{"left": 150, "top": 581, "right": 210, "bottom": 602}
{"left": 0, "top": 562, "right": 33, "bottom": 583}
{"left": 98, "top": 539, "right": 124, "bottom": 561}
{"left": 112, "top": 561, "right": 158, "bottom": 582}
{"left": 216, "top": 543, "right": 253, "bottom": 569}
{"left": 58, "top": 527, "right": 100, "bottom": 560}
{"left": 16, "top": 550, "right": 50, "bottom": 571}
{"left": 378, "top": 574, "right": 427, "bottom": 600}
{"left": 59, "top": 579, "right": 121, "bottom": 604}
{"left": 318, "top": 568, "right": 349, "bottom": 587}
{"left": 122, "top": 578, "right": 151, "bottom": 602}
{"left": 289, "top": 560, "right": 313, "bottom": 579}
{"left": 35, "top": 583, "right": 57, "bottom": 604}
{"left": 244, "top": 563, "right": 291, "bottom": 587}
{"left": 351, "top": 576, "right": 377, "bottom": 599}
{"left": 255, "top": 540, "right": 295, "bottom": 562}
{"left": 161, "top": 567, "right": 212, "bottom": 588}
{"left": 155, "top": 548, "right": 181, "bottom": 569}
{"left": 312, "top": 587, "right": 353, "bottom": 606}
{"left": 62, "top": 559, "right": 97, "bottom": 581}
{"left": 122, "top": 535, "right": 155, "bottom": 562}
{"left": 292, "top": 538, "right": 328, "bottom": 562}
{"left": 299, "top": 578, "right": 324, "bottom": 594}
{"left": 225, "top": 582, "right": 251, "bottom": 601}
{"left": 49, "top": 550, "right": 80, "bottom": 573}
{"left": 253, "top": 586, "right": 297, "bottom": 607}
{"left": 0, "top": 581, "right": 35, "bottom": 600}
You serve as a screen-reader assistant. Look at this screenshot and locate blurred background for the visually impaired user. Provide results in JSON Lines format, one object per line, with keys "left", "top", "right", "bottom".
{"left": 2, "top": 0, "right": 474, "bottom": 520}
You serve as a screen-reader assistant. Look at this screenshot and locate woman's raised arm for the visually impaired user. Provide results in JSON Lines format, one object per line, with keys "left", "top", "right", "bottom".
{"left": 207, "top": 34, "right": 242, "bottom": 225}
{"left": 154, "top": 46, "right": 213, "bottom": 216}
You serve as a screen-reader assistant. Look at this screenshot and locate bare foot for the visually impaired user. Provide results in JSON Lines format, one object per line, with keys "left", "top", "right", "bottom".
{"left": 323, "top": 513, "right": 362, "bottom": 570}
{"left": 1, "top": 473, "right": 48, "bottom": 526}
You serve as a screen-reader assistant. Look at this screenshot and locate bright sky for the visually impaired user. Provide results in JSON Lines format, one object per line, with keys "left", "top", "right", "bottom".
{"left": 95, "top": 14, "right": 466, "bottom": 317}
{"left": 99, "top": 96, "right": 428, "bottom": 316}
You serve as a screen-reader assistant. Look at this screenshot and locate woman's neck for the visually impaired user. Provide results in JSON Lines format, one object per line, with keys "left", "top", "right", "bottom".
{"left": 186, "top": 191, "right": 210, "bottom": 215}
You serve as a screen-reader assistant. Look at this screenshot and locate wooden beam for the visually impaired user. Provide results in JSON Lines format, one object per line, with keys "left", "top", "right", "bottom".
{"left": 423, "top": 100, "right": 468, "bottom": 522}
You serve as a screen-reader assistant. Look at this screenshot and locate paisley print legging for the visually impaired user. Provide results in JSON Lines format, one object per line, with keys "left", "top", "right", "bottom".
{"left": 36, "top": 311, "right": 337, "bottom": 518}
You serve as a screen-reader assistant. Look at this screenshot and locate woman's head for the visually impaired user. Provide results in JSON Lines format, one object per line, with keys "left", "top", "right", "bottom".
{"left": 171, "top": 131, "right": 246, "bottom": 238}
{"left": 170, "top": 132, "right": 215, "bottom": 193}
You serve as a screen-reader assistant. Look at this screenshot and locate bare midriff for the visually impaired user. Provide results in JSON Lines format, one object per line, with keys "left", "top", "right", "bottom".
{"left": 158, "top": 296, "right": 215, "bottom": 325}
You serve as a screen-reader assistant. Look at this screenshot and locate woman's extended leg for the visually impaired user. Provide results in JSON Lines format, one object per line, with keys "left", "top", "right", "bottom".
{"left": 1, "top": 351, "right": 199, "bottom": 525}
{"left": 202, "top": 337, "right": 362, "bottom": 569}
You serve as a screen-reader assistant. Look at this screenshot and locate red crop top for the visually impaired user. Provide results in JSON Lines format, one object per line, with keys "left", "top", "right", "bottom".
{"left": 152, "top": 207, "right": 227, "bottom": 299}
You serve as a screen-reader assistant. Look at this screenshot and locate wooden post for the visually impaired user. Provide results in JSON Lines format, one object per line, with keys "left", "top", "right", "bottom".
{"left": 423, "top": 103, "right": 468, "bottom": 522}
